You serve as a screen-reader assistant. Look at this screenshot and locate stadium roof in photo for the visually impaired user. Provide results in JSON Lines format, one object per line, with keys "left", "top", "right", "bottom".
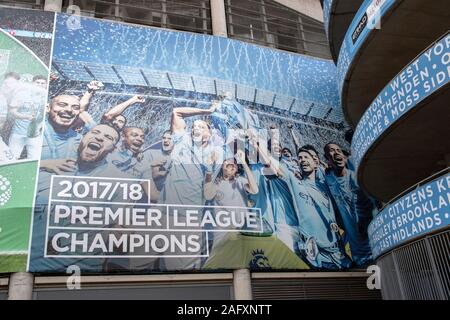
{"left": 52, "top": 59, "right": 345, "bottom": 125}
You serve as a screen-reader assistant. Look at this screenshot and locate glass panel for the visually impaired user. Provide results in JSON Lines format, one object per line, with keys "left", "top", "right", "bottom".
{"left": 231, "top": 23, "right": 265, "bottom": 44}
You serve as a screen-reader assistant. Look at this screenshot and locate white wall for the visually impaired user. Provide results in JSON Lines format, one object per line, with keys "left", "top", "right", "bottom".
{"left": 273, "top": 0, "right": 324, "bottom": 22}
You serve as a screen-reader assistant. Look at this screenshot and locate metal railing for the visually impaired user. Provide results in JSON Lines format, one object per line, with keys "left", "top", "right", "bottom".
{"left": 380, "top": 167, "right": 450, "bottom": 211}
{"left": 378, "top": 229, "right": 450, "bottom": 300}
{"left": 225, "top": 0, "right": 332, "bottom": 59}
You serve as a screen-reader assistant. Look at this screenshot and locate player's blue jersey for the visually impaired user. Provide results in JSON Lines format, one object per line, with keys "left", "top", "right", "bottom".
{"left": 316, "top": 166, "right": 326, "bottom": 184}
{"left": 161, "top": 131, "right": 222, "bottom": 205}
{"left": 108, "top": 145, "right": 144, "bottom": 179}
{"left": 281, "top": 157, "right": 298, "bottom": 175}
{"left": 287, "top": 172, "right": 351, "bottom": 269}
{"left": 34, "top": 159, "right": 130, "bottom": 272}
{"left": 10, "top": 85, "right": 47, "bottom": 137}
{"left": 41, "top": 118, "right": 81, "bottom": 160}
{"left": 248, "top": 164, "right": 274, "bottom": 234}
{"left": 325, "top": 169, "right": 375, "bottom": 266}
{"left": 35, "top": 159, "right": 128, "bottom": 205}
{"left": 267, "top": 160, "right": 298, "bottom": 227}
{"left": 264, "top": 160, "right": 301, "bottom": 250}
{"left": 141, "top": 147, "right": 171, "bottom": 192}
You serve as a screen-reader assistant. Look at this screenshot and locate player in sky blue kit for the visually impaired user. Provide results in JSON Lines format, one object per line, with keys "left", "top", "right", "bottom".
{"left": 108, "top": 126, "right": 146, "bottom": 178}
{"left": 302, "top": 144, "right": 327, "bottom": 183}
{"left": 39, "top": 94, "right": 83, "bottom": 175}
{"left": 36, "top": 124, "right": 126, "bottom": 204}
{"left": 289, "top": 148, "right": 351, "bottom": 269}
{"left": 324, "top": 142, "right": 376, "bottom": 266}
{"left": 34, "top": 124, "right": 151, "bottom": 272}
{"left": 141, "top": 130, "right": 174, "bottom": 196}
{"left": 8, "top": 75, "right": 47, "bottom": 160}
{"left": 204, "top": 150, "right": 259, "bottom": 248}
{"left": 287, "top": 123, "right": 327, "bottom": 182}
{"left": 247, "top": 129, "right": 300, "bottom": 251}
{"left": 161, "top": 102, "right": 223, "bottom": 206}
{"left": 0, "top": 72, "right": 21, "bottom": 106}
{"left": 160, "top": 101, "right": 224, "bottom": 270}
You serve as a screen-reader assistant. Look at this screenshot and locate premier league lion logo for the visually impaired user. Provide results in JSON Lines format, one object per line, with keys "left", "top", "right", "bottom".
{"left": 249, "top": 249, "right": 271, "bottom": 270}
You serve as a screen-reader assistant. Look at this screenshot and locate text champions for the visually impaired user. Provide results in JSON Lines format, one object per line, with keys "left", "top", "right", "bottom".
{"left": 46, "top": 203, "right": 262, "bottom": 257}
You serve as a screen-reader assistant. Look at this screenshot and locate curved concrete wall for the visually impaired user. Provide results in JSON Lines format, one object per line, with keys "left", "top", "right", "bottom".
{"left": 352, "top": 32, "right": 450, "bottom": 173}
{"left": 336, "top": 0, "right": 450, "bottom": 127}
{"left": 323, "top": 0, "right": 363, "bottom": 62}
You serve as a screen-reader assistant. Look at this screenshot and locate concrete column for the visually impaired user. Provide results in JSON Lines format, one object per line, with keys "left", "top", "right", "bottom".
{"left": 210, "top": 0, "right": 228, "bottom": 37}
{"left": 44, "top": 0, "right": 63, "bottom": 12}
{"left": 8, "top": 272, "right": 34, "bottom": 300}
{"left": 233, "top": 269, "right": 252, "bottom": 300}
{"left": 274, "top": 0, "right": 324, "bottom": 22}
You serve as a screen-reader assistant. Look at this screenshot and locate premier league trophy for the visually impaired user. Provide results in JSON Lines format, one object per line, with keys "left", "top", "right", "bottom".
{"left": 210, "top": 91, "right": 263, "bottom": 160}
{"left": 210, "top": 92, "right": 274, "bottom": 236}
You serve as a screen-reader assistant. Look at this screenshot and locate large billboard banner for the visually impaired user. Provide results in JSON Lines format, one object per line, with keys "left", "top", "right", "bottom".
{"left": 15, "top": 12, "right": 379, "bottom": 274}
{"left": 0, "top": 8, "right": 54, "bottom": 273}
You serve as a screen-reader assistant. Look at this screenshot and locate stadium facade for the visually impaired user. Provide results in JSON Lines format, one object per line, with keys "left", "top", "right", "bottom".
{"left": 325, "top": 0, "right": 450, "bottom": 300}
{"left": 0, "top": 0, "right": 447, "bottom": 301}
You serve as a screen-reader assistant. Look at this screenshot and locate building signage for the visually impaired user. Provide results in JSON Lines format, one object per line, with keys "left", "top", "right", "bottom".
{"left": 368, "top": 172, "right": 450, "bottom": 259}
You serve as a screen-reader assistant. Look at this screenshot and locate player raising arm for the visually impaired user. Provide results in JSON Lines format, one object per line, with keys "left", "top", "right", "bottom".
{"left": 204, "top": 149, "right": 258, "bottom": 202}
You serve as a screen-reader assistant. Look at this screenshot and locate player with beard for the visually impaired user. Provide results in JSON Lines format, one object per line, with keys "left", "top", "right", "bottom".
{"left": 288, "top": 148, "right": 351, "bottom": 270}
{"left": 36, "top": 124, "right": 124, "bottom": 204}
{"left": 108, "top": 127, "right": 145, "bottom": 178}
{"left": 301, "top": 144, "right": 327, "bottom": 183}
{"left": 37, "top": 124, "right": 161, "bottom": 207}
{"left": 34, "top": 124, "right": 148, "bottom": 272}
{"left": 76, "top": 81, "right": 145, "bottom": 134}
{"left": 141, "top": 130, "right": 174, "bottom": 196}
{"left": 286, "top": 123, "right": 327, "bottom": 178}
{"left": 161, "top": 103, "right": 223, "bottom": 206}
{"left": 160, "top": 103, "right": 223, "bottom": 270}
{"left": 324, "top": 143, "right": 376, "bottom": 267}
{"left": 39, "top": 94, "right": 83, "bottom": 175}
